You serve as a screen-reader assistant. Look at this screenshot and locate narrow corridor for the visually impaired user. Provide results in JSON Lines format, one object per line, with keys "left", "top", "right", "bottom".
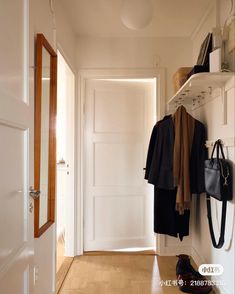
{"left": 58, "top": 254, "right": 216, "bottom": 294}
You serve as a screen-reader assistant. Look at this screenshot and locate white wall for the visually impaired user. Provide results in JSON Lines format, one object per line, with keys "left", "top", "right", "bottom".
{"left": 218, "top": 0, "right": 235, "bottom": 26}
{"left": 191, "top": 1, "right": 235, "bottom": 293}
{"left": 77, "top": 37, "right": 193, "bottom": 102}
{"left": 192, "top": 0, "right": 235, "bottom": 70}
{"left": 192, "top": 5, "right": 216, "bottom": 63}
{"left": 219, "top": 0, "right": 235, "bottom": 72}
{"left": 55, "top": 2, "right": 77, "bottom": 71}
{"left": 29, "top": 0, "right": 76, "bottom": 293}
{"left": 191, "top": 79, "right": 235, "bottom": 294}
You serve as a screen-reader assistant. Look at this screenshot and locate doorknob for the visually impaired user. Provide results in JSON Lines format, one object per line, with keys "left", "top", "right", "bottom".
{"left": 29, "top": 186, "right": 41, "bottom": 199}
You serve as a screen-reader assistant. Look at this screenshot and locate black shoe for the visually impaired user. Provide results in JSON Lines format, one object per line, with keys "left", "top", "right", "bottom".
{"left": 176, "top": 254, "right": 202, "bottom": 277}
{"left": 176, "top": 255, "right": 212, "bottom": 294}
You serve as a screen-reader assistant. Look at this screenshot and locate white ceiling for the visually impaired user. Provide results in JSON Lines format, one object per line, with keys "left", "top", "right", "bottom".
{"left": 59, "top": 0, "right": 214, "bottom": 38}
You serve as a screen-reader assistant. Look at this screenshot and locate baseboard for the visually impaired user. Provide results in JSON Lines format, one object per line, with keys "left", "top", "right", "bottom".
{"left": 159, "top": 243, "right": 230, "bottom": 294}
{"left": 191, "top": 245, "right": 205, "bottom": 268}
{"left": 56, "top": 257, "right": 74, "bottom": 293}
{"left": 84, "top": 250, "right": 156, "bottom": 255}
{"left": 158, "top": 245, "right": 192, "bottom": 256}
{"left": 191, "top": 246, "right": 229, "bottom": 294}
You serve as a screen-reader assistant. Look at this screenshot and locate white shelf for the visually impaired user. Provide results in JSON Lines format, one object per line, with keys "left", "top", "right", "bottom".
{"left": 167, "top": 72, "right": 235, "bottom": 109}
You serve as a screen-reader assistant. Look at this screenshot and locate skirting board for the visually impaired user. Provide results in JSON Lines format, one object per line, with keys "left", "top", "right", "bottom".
{"left": 191, "top": 246, "right": 229, "bottom": 294}
{"left": 158, "top": 245, "right": 192, "bottom": 257}
{"left": 158, "top": 244, "right": 230, "bottom": 294}
{"left": 56, "top": 257, "right": 74, "bottom": 293}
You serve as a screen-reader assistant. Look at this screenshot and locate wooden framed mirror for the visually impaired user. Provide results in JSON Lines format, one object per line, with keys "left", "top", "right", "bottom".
{"left": 33, "top": 33, "right": 57, "bottom": 237}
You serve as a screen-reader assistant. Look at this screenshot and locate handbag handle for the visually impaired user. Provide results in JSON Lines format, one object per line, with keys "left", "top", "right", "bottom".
{"left": 210, "top": 140, "right": 229, "bottom": 181}
{"left": 211, "top": 139, "right": 225, "bottom": 160}
{"left": 207, "top": 139, "right": 229, "bottom": 249}
{"left": 206, "top": 194, "right": 227, "bottom": 248}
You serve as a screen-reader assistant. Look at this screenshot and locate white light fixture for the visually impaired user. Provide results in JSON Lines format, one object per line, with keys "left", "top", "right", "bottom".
{"left": 121, "top": 0, "right": 153, "bottom": 30}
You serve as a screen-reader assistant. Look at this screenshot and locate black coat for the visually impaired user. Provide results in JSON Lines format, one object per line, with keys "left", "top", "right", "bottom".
{"left": 145, "top": 115, "right": 206, "bottom": 240}
{"left": 145, "top": 116, "right": 206, "bottom": 193}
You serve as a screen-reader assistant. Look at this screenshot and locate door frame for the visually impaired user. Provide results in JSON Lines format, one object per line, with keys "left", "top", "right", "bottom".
{"left": 55, "top": 47, "right": 77, "bottom": 257}
{"left": 77, "top": 68, "right": 166, "bottom": 255}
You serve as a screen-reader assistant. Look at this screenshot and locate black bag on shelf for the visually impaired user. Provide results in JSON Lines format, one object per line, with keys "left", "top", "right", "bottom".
{"left": 204, "top": 139, "right": 233, "bottom": 249}
{"left": 187, "top": 65, "right": 209, "bottom": 80}
{"left": 187, "top": 33, "right": 212, "bottom": 80}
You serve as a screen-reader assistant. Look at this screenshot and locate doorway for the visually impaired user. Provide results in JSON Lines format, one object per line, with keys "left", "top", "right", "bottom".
{"left": 83, "top": 77, "right": 157, "bottom": 252}
{"left": 56, "top": 51, "right": 75, "bottom": 291}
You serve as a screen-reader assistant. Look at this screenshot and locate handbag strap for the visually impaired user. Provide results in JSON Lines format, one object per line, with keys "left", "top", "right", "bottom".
{"left": 217, "top": 139, "right": 226, "bottom": 159}
{"left": 210, "top": 140, "right": 218, "bottom": 158}
{"left": 206, "top": 194, "right": 227, "bottom": 249}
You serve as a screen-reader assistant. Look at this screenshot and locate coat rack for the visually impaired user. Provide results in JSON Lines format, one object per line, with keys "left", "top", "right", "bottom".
{"left": 205, "top": 137, "right": 235, "bottom": 148}
{"left": 167, "top": 72, "right": 234, "bottom": 125}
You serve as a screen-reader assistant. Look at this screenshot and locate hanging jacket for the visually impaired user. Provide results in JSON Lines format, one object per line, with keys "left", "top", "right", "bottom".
{"left": 145, "top": 116, "right": 206, "bottom": 194}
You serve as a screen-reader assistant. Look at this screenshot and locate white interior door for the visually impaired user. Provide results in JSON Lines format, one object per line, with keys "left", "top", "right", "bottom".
{"left": 0, "top": 0, "right": 34, "bottom": 293}
{"left": 57, "top": 51, "right": 75, "bottom": 257}
{"left": 84, "top": 78, "right": 156, "bottom": 251}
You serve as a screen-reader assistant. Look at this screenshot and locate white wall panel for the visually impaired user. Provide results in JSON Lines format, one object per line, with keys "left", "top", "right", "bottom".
{"left": 93, "top": 195, "right": 144, "bottom": 239}
{"left": 94, "top": 89, "right": 144, "bottom": 133}
{"left": 94, "top": 143, "right": 143, "bottom": 186}
{"left": 0, "top": 265, "right": 29, "bottom": 294}
{"left": 0, "top": 0, "right": 26, "bottom": 102}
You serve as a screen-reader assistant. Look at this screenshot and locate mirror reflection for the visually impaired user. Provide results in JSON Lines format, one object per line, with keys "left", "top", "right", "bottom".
{"left": 39, "top": 47, "right": 51, "bottom": 228}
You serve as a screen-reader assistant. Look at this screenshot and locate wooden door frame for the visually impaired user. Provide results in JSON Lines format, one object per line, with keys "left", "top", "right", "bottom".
{"left": 77, "top": 68, "right": 166, "bottom": 256}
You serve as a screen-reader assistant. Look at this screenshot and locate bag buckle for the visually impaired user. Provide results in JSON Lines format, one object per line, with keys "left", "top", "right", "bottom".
{"left": 223, "top": 177, "right": 228, "bottom": 186}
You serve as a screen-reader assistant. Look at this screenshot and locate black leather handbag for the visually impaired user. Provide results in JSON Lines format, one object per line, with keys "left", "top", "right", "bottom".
{"left": 204, "top": 139, "right": 233, "bottom": 248}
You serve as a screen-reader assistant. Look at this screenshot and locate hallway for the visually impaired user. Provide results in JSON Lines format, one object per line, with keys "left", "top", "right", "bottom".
{"left": 0, "top": 1, "right": 234, "bottom": 294}
{"left": 58, "top": 254, "right": 216, "bottom": 294}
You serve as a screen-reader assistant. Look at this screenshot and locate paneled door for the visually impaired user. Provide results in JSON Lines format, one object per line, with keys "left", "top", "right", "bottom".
{"left": 0, "top": 0, "right": 34, "bottom": 293}
{"left": 84, "top": 79, "right": 156, "bottom": 251}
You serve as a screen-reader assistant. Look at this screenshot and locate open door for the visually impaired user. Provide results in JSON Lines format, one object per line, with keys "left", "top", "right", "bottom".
{"left": 0, "top": 0, "right": 34, "bottom": 293}
{"left": 56, "top": 51, "right": 75, "bottom": 292}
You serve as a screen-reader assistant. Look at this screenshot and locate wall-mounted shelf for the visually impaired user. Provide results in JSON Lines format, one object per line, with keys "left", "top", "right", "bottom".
{"left": 167, "top": 72, "right": 234, "bottom": 110}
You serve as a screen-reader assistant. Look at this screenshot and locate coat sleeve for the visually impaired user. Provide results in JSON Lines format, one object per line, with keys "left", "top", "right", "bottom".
{"left": 144, "top": 123, "right": 159, "bottom": 180}
{"left": 190, "top": 122, "right": 207, "bottom": 194}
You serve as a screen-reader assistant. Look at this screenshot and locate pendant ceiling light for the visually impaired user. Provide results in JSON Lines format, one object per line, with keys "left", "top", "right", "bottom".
{"left": 120, "top": 0, "right": 153, "bottom": 30}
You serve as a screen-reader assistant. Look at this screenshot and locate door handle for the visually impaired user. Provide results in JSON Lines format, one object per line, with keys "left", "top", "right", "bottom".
{"left": 57, "top": 158, "right": 66, "bottom": 165}
{"left": 29, "top": 186, "right": 41, "bottom": 199}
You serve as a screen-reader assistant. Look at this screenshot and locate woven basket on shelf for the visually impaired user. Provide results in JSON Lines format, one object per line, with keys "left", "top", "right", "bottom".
{"left": 172, "top": 67, "right": 192, "bottom": 94}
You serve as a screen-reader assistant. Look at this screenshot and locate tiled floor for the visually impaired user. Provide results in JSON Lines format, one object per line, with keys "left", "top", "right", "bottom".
{"left": 59, "top": 254, "right": 214, "bottom": 294}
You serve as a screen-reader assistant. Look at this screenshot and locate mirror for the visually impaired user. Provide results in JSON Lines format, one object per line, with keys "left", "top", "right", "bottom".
{"left": 34, "top": 33, "right": 57, "bottom": 237}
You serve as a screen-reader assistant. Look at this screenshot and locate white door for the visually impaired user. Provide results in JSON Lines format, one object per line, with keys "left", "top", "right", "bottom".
{"left": 0, "top": 0, "right": 34, "bottom": 293}
{"left": 84, "top": 79, "right": 156, "bottom": 251}
{"left": 57, "top": 51, "right": 75, "bottom": 257}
